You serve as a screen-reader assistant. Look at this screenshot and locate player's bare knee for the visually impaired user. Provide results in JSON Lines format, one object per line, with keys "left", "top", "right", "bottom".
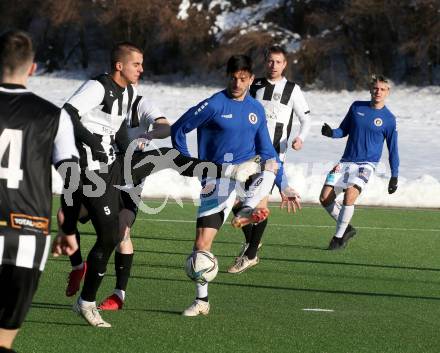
{"left": 344, "top": 186, "right": 360, "bottom": 205}
{"left": 320, "top": 187, "right": 335, "bottom": 206}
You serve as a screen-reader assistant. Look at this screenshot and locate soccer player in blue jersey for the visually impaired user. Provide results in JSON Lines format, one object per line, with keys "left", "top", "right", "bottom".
{"left": 171, "top": 55, "right": 279, "bottom": 316}
{"left": 320, "top": 75, "right": 399, "bottom": 250}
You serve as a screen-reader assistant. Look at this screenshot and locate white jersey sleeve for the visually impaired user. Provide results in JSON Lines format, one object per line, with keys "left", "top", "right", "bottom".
{"left": 66, "top": 80, "right": 105, "bottom": 116}
{"left": 52, "top": 109, "right": 79, "bottom": 165}
{"left": 290, "top": 85, "right": 311, "bottom": 142}
{"left": 138, "top": 96, "right": 164, "bottom": 123}
{"left": 127, "top": 96, "right": 165, "bottom": 142}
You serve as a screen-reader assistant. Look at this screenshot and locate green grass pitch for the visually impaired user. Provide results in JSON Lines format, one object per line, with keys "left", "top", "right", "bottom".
{"left": 15, "top": 199, "right": 440, "bottom": 353}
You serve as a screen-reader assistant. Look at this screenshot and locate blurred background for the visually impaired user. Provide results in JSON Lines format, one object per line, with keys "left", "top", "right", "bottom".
{"left": 1, "top": 0, "right": 439, "bottom": 89}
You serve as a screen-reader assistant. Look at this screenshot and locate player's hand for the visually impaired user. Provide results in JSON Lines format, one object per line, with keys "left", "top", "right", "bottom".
{"left": 291, "top": 137, "right": 303, "bottom": 150}
{"left": 91, "top": 144, "right": 108, "bottom": 164}
{"left": 137, "top": 133, "right": 152, "bottom": 151}
{"left": 321, "top": 123, "right": 333, "bottom": 137}
{"left": 51, "top": 234, "right": 78, "bottom": 257}
{"left": 280, "top": 187, "right": 302, "bottom": 213}
{"left": 388, "top": 176, "right": 398, "bottom": 194}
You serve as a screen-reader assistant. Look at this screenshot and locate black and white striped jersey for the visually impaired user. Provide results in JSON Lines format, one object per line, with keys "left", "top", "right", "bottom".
{"left": 66, "top": 74, "right": 137, "bottom": 170}
{"left": 250, "top": 77, "right": 311, "bottom": 161}
{"left": 0, "top": 84, "right": 78, "bottom": 270}
{"left": 126, "top": 95, "right": 164, "bottom": 143}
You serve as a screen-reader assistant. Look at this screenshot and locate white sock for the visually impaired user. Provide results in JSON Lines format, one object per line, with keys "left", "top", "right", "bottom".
{"left": 196, "top": 282, "right": 208, "bottom": 299}
{"left": 324, "top": 201, "right": 341, "bottom": 222}
{"left": 72, "top": 262, "right": 84, "bottom": 271}
{"left": 334, "top": 205, "right": 354, "bottom": 238}
{"left": 243, "top": 171, "right": 276, "bottom": 209}
{"left": 114, "top": 289, "right": 125, "bottom": 301}
{"left": 79, "top": 297, "right": 96, "bottom": 307}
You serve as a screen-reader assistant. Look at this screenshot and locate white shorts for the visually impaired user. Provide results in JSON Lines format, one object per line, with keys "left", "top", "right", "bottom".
{"left": 197, "top": 178, "right": 238, "bottom": 221}
{"left": 325, "top": 162, "right": 375, "bottom": 194}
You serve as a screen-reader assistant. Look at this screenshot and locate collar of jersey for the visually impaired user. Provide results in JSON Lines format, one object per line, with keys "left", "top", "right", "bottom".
{"left": 0, "top": 83, "right": 26, "bottom": 89}
{"left": 0, "top": 83, "right": 28, "bottom": 93}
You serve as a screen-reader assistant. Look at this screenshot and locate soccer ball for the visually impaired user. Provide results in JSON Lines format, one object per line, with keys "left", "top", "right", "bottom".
{"left": 185, "top": 250, "right": 219, "bottom": 284}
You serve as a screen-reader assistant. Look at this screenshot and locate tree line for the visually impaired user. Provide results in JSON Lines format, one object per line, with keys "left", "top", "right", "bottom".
{"left": 0, "top": 0, "right": 438, "bottom": 89}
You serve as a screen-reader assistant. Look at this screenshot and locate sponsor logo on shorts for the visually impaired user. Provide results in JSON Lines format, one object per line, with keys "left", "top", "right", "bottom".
{"left": 253, "top": 177, "right": 263, "bottom": 187}
{"left": 221, "top": 113, "right": 233, "bottom": 119}
{"left": 248, "top": 113, "right": 258, "bottom": 124}
{"left": 358, "top": 167, "right": 372, "bottom": 183}
{"left": 374, "top": 118, "right": 383, "bottom": 126}
{"left": 10, "top": 213, "right": 49, "bottom": 235}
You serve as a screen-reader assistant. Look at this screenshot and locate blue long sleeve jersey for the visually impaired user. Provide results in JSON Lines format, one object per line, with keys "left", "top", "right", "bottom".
{"left": 331, "top": 101, "right": 399, "bottom": 177}
{"left": 171, "top": 90, "right": 278, "bottom": 165}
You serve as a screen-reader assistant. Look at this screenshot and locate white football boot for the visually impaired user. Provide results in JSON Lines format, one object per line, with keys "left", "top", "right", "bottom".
{"left": 227, "top": 255, "right": 259, "bottom": 274}
{"left": 73, "top": 299, "right": 111, "bottom": 327}
{"left": 182, "top": 299, "right": 210, "bottom": 317}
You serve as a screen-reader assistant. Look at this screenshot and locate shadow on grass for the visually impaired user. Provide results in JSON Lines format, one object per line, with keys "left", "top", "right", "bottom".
{"left": 25, "top": 319, "right": 89, "bottom": 327}
{"left": 129, "top": 275, "right": 440, "bottom": 302}
{"left": 130, "top": 249, "right": 440, "bottom": 273}
{"left": 30, "top": 301, "right": 181, "bottom": 317}
{"left": 31, "top": 302, "right": 72, "bottom": 310}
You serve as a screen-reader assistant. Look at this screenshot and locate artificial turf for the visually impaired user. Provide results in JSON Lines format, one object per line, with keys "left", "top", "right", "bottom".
{"left": 15, "top": 199, "right": 440, "bottom": 353}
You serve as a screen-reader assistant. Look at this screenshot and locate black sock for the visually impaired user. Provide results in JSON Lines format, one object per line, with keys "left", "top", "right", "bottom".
{"left": 80, "top": 245, "right": 112, "bottom": 302}
{"left": 241, "top": 224, "right": 253, "bottom": 244}
{"left": 197, "top": 296, "right": 208, "bottom": 302}
{"left": 245, "top": 219, "right": 268, "bottom": 259}
{"left": 115, "top": 252, "right": 134, "bottom": 291}
{"left": 69, "top": 230, "right": 83, "bottom": 267}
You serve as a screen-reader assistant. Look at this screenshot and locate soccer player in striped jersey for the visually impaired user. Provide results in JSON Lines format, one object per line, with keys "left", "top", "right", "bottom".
{"left": 320, "top": 75, "right": 399, "bottom": 250}
{"left": 228, "top": 46, "right": 308, "bottom": 274}
{"left": 62, "top": 41, "right": 144, "bottom": 328}
{"left": 0, "top": 30, "right": 79, "bottom": 352}
{"left": 172, "top": 55, "right": 279, "bottom": 316}
{"left": 98, "top": 95, "right": 171, "bottom": 311}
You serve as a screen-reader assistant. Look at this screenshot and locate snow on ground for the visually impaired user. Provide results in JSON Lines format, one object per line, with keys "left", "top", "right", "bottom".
{"left": 28, "top": 75, "right": 440, "bottom": 208}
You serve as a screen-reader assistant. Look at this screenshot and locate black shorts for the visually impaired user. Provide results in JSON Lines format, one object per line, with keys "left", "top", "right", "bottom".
{"left": 81, "top": 160, "right": 124, "bottom": 245}
{"left": 121, "top": 187, "right": 139, "bottom": 217}
{"left": 0, "top": 265, "right": 41, "bottom": 329}
{"left": 196, "top": 211, "right": 225, "bottom": 230}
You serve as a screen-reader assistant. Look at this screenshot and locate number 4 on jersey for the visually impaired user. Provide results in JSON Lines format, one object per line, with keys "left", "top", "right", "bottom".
{"left": 0, "top": 129, "right": 24, "bottom": 189}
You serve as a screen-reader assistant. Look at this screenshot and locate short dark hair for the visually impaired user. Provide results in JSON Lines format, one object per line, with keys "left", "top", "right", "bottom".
{"left": 0, "top": 30, "right": 34, "bottom": 76}
{"left": 264, "top": 45, "right": 287, "bottom": 60}
{"left": 226, "top": 55, "right": 253, "bottom": 75}
{"left": 110, "top": 41, "right": 143, "bottom": 68}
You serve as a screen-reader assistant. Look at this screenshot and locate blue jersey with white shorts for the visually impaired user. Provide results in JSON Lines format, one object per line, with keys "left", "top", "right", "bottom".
{"left": 331, "top": 101, "right": 399, "bottom": 177}
{"left": 171, "top": 90, "right": 277, "bottom": 164}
